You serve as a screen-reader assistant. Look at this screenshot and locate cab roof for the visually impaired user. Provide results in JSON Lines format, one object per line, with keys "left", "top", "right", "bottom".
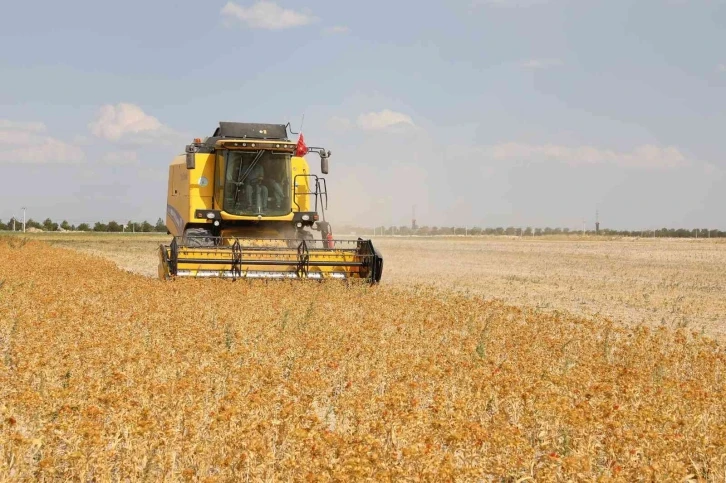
{"left": 212, "top": 122, "right": 289, "bottom": 141}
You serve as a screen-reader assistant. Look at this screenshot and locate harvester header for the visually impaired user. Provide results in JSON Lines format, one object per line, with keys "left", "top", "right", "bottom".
{"left": 158, "top": 121, "right": 383, "bottom": 283}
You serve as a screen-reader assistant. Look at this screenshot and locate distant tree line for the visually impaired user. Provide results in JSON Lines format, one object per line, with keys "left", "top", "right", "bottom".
{"left": 1, "top": 218, "right": 724, "bottom": 238}
{"left": 0, "top": 217, "right": 167, "bottom": 233}
{"left": 339, "top": 225, "right": 726, "bottom": 238}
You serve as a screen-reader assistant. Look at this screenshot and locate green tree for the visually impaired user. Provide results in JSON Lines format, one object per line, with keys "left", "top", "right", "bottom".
{"left": 0, "top": 219, "right": 7, "bottom": 231}
{"left": 107, "top": 221, "right": 122, "bottom": 232}
{"left": 77, "top": 223, "right": 90, "bottom": 231}
{"left": 43, "top": 218, "right": 58, "bottom": 231}
{"left": 60, "top": 220, "right": 72, "bottom": 231}
{"left": 155, "top": 218, "right": 167, "bottom": 233}
{"left": 93, "top": 222, "right": 108, "bottom": 232}
{"left": 141, "top": 221, "right": 154, "bottom": 232}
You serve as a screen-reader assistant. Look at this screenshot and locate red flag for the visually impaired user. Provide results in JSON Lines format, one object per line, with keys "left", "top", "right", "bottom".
{"left": 295, "top": 133, "right": 308, "bottom": 157}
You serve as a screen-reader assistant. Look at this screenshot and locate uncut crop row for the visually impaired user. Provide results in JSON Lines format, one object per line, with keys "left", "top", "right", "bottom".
{"left": 1, "top": 239, "right": 725, "bottom": 481}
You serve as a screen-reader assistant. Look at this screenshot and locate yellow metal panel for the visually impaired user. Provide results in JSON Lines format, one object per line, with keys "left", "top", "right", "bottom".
{"left": 291, "top": 155, "right": 310, "bottom": 212}
{"left": 220, "top": 213, "right": 295, "bottom": 221}
{"left": 214, "top": 151, "right": 225, "bottom": 210}
{"left": 188, "top": 153, "right": 215, "bottom": 222}
{"left": 166, "top": 157, "right": 189, "bottom": 237}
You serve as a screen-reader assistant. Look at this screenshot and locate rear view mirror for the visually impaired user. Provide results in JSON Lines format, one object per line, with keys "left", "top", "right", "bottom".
{"left": 321, "top": 150, "right": 331, "bottom": 174}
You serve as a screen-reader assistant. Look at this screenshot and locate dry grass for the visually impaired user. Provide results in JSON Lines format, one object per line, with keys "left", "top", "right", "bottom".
{"left": 1, "top": 239, "right": 726, "bottom": 480}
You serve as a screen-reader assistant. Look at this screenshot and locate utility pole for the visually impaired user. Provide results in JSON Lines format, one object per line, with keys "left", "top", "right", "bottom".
{"left": 22, "top": 207, "right": 26, "bottom": 233}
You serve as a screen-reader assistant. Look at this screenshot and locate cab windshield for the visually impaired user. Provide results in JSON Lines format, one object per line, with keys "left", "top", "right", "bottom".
{"left": 223, "top": 150, "right": 291, "bottom": 216}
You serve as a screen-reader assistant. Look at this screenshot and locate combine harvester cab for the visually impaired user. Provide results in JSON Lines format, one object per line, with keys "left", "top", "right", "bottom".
{"left": 158, "top": 122, "right": 383, "bottom": 283}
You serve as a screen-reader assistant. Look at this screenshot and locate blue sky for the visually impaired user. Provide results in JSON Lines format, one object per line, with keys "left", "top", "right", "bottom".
{"left": 1, "top": 0, "right": 725, "bottom": 229}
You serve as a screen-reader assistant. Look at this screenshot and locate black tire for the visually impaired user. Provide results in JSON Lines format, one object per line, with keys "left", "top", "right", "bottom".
{"left": 183, "top": 227, "right": 215, "bottom": 247}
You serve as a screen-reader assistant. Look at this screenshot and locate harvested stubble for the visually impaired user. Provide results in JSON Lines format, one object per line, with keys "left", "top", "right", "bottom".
{"left": 1, "top": 239, "right": 725, "bottom": 481}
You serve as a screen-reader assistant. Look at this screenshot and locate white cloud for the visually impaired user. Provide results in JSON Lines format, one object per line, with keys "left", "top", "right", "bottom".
{"left": 101, "top": 150, "right": 140, "bottom": 166}
{"left": 0, "top": 119, "right": 84, "bottom": 164}
{"left": 221, "top": 1, "right": 317, "bottom": 30}
{"left": 717, "top": 64, "right": 726, "bottom": 73}
{"left": 323, "top": 25, "right": 350, "bottom": 34}
{"left": 357, "top": 109, "right": 415, "bottom": 131}
{"left": 326, "top": 116, "right": 352, "bottom": 131}
{"left": 88, "top": 103, "right": 175, "bottom": 144}
{"left": 482, "top": 142, "right": 691, "bottom": 169}
{"left": 72, "top": 135, "right": 93, "bottom": 146}
{"left": 0, "top": 120, "right": 47, "bottom": 132}
{"left": 520, "top": 58, "right": 563, "bottom": 69}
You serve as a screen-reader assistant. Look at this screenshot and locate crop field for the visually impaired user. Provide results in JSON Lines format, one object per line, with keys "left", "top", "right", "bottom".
{"left": 23, "top": 232, "right": 726, "bottom": 337}
{"left": 1, "top": 235, "right": 726, "bottom": 480}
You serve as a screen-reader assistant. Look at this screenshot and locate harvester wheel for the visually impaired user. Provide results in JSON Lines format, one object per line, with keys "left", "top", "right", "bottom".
{"left": 183, "top": 227, "right": 215, "bottom": 247}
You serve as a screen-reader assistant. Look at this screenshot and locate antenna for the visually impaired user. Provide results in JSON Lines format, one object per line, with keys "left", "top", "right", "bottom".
{"left": 284, "top": 113, "right": 305, "bottom": 136}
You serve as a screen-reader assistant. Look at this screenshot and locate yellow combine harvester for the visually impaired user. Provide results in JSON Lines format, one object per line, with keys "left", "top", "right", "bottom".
{"left": 158, "top": 122, "right": 383, "bottom": 282}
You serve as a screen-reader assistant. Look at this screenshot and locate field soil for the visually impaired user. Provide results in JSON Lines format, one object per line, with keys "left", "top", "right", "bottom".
{"left": 1, "top": 238, "right": 725, "bottom": 480}
{"left": 24, "top": 232, "right": 726, "bottom": 338}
